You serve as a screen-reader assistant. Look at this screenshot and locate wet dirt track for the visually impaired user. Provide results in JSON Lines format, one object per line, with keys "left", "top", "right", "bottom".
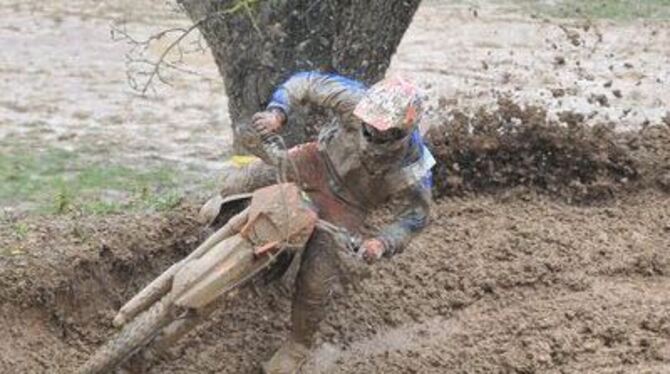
{"left": 1, "top": 0, "right": 670, "bottom": 373}
{"left": 1, "top": 188, "right": 669, "bottom": 373}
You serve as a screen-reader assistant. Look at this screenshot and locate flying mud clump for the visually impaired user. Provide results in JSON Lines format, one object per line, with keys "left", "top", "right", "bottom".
{"left": 425, "top": 98, "right": 670, "bottom": 203}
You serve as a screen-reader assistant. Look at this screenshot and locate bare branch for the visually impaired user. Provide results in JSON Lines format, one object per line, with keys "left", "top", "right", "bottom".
{"left": 139, "top": 21, "right": 202, "bottom": 94}
{"left": 112, "top": 0, "right": 263, "bottom": 95}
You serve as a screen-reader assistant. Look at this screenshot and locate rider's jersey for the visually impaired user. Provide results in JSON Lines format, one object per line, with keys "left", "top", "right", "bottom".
{"left": 266, "top": 72, "right": 434, "bottom": 255}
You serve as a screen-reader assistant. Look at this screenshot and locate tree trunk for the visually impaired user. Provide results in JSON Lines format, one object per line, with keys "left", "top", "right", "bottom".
{"left": 178, "top": 0, "right": 422, "bottom": 150}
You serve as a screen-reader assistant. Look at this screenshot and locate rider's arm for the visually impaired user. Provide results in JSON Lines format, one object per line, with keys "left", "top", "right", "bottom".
{"left": 378, "top": 175, "right": 433, "bottom": 257}
{"left": 266, "top": 71, "right": 366, "bottom": 119}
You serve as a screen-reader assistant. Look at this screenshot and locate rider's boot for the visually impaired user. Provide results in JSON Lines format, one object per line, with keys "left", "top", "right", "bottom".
{"left": 261, "top": 339, "right": 309, "bottom": 374}
{"left": 219, "top": 159, "right": 276, "bottom": 196}
{"left": 263, "top": 231, "right": 340, "bottom": 373}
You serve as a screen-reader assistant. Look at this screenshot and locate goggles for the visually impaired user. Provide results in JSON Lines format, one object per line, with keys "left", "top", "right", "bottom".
{"left": 361, "top": 122, "right": 409, "bottom": 144}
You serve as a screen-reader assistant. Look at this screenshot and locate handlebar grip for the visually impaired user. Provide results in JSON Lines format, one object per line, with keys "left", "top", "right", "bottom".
{"left": 236, "top": 125, "right": 284, "bottom": 166}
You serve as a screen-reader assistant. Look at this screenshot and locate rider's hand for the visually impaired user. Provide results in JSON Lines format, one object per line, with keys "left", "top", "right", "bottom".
{"left": 251, "top": 108, "right": 286, "bottom": 136}
{"left": 360, "top": 238, "right": 385, "bottom": 264}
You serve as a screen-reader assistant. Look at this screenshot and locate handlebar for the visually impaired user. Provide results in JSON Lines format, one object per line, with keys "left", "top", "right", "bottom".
{"left": 237, "top": 124, "right": 288, "bottom": 173}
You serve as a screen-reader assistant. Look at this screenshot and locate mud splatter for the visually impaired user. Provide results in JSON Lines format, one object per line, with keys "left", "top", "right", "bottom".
{"left": 425, "top": 97, "right": 665, "bottom": 203}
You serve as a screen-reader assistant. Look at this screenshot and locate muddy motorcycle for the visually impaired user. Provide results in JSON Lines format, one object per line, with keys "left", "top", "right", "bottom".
{"left": 78, "top": 136, "right": 361, "bottom": 373}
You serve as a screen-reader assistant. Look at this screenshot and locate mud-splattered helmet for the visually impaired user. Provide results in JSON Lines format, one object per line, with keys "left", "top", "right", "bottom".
{"left": 354, "top": 76, "right": 422, "bottom": 143}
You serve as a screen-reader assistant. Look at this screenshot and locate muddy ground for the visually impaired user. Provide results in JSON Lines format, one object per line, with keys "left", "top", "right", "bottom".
{"left": 1, "top": 180, "right": 669, "bottom": 373}
{"left": 1, "top": 0, "right": 670, "bottom": 373}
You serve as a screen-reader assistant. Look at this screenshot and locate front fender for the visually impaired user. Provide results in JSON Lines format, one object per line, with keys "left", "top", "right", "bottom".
{"left": 172, "top": 235, "right": 255, "bottom": 310}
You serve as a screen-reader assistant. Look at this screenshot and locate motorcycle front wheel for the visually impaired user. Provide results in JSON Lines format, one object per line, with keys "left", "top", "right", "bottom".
{"left": 78, "top": 299, "right": 174, "bottom": 374}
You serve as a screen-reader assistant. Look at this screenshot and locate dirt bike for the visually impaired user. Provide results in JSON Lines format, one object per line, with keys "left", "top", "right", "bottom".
{"left": 78, "top": 133, "right": 362, "bottom": 373}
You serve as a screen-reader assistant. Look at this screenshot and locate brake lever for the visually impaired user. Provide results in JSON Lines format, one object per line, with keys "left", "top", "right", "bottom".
{"left": 316, "top": 220, "right": 363, "bottom": 258}
{"left": 345, "top": 234, "right": 363, "bottom": 257}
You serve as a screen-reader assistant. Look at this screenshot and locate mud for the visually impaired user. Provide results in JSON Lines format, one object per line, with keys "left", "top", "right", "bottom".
{"left": 1, "top": 122, "right": 669, "bottom": 373}
{"left": 427, "top": 98, "right": 670, "bottom": 203}
{"left": 1, "top": 113, "right": 669, "bottom": 373}
{"left": 0, "top": 0, "right": 229, "bottom": 178}
{"left": 394, "top": 2, "right": 670, "bottom": 131}
{"left": 0, "top": 206, "right": 202, "bottom": 371}
{"left": 2, "top": 0, "right": 670, "bottom": 373}
{"left": 1, "top": 180, "right": 669, "bottom": 373}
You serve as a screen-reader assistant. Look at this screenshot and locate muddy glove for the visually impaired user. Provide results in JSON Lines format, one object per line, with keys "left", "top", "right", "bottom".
{"left": 251, "top": 108, "right": 286, "bottom": 137}
{"left": 360, "top": 238, "right": 385, "bottom": 264}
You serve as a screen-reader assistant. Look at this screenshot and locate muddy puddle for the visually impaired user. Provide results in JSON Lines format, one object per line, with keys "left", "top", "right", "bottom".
{"left": 0, "top": 0, "right": 230, "bottom": 175}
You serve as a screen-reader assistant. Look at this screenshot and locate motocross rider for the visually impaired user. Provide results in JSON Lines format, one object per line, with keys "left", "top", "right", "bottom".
{"left": 212, "top": 71, "right": 435, "bottom": 373}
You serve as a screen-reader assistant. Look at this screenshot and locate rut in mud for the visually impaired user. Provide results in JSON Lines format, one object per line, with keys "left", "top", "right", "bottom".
{"left": 1, "top": 110, "right": 669, "bottom": 373}
{"left": 0, "top": 207, "right": 203, "bottom": 371}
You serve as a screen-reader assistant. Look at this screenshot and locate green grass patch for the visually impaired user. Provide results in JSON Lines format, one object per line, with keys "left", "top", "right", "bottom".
{"left": 10, "top": 222, "right": 29, "bottom": 240}
{"left": 0, "top": 147, "right": 186, "bottom": 214}
{"left": 455, "top": 0, "right": 670, "bottom": 21}
{"left": 534, "top": 0, "right": 670, "bottom": 20}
